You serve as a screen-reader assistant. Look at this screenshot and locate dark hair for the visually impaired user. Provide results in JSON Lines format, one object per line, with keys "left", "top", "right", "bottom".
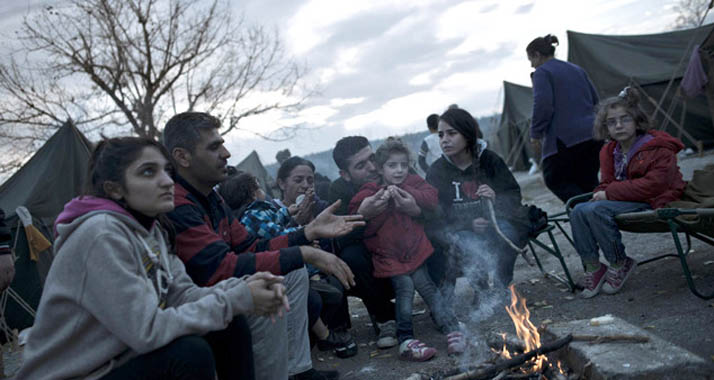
{"left": 277, "top": 156, "right": 316, "bottom": 182}
{"left": 332, "top": 136, "right": 370, "bottom": 171}
{"left": 162, "top": 112, "right": 221, "bottom": 154}
{"left": 375, "top": 137, "right": 412, "bottom": 169}
{"left": 426, "top": 114, "right": 439, "bottom": 131}
{"left": 526, "top": 34, "right": 559, "bottom": 57}
{"left": 439, "top": 108, "right": 482, "bottom": 157}
{"left": 85, "top": 137, "right": 171, "bottom": 198}
{"left": 275, "top": 148, "right": 292, "bottom": 164}
{"left": 593, "top": 87, "right": 652, "bottom": 141}
{"left": 218, "top": 171, "right": 260, "bottom": 211}
{"left": 85, "top": 137, "right": 177, "bottom": 249}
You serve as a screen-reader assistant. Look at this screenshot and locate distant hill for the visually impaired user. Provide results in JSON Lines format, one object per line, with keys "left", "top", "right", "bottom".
{"left": 266, "top": 114, "right": 499, "bottom": 181}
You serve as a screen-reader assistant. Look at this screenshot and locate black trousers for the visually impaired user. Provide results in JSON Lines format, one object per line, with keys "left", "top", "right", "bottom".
{"left": 338, "top": 242, "right": 395, "bottom": 324}
{"left": 542, "top": 139, "right": 602, "bottom": 203}
{"left": 102, "top": 316, "right": 254, "bottom": 380}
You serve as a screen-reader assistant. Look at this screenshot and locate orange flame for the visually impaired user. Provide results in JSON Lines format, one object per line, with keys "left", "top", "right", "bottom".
{"left": 504, "top": 284, "right": 546, "bottom": 371}
{"left": 492, "top": 332, "right": 512, "bottom": 359}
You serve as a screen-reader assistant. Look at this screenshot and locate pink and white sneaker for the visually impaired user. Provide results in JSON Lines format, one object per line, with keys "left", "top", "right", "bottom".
{"left": 447, "top": 331, "right": 466, "bottom": 355}
{"left": 602, "top": 257, "right": 637, "bottom": 294}
{"left": 399, "top": 339, "right": 437, "bottom": 361}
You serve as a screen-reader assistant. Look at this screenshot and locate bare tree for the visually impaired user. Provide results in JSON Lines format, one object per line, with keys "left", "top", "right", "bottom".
{"left": 672, "top": 0, "right": 714, "bottom": 29}
{"left": 0, "top": 0, "right": 310, "bottom": 173}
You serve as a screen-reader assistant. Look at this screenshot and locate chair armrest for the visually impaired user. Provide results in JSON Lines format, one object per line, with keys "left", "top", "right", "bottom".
{"left": 565, "top": 192, "right": 593, "bottom": 216}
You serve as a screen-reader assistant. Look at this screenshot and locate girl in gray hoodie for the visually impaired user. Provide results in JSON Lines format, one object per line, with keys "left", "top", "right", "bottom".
{"left": 17, "top": 137, "right": 285, "bottom": 380}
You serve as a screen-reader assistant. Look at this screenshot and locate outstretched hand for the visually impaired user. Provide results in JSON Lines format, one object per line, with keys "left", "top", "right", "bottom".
{"left": 304, "top": 200, "right": 365, "bottom": 241}
{"left": 300, "top": 245, "right": 355, "bottom": 289}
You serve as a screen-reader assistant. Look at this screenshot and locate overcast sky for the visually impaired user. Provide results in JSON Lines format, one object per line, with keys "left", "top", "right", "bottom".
{"left": 0, "top": 0, "right": 705, "bottom": 167}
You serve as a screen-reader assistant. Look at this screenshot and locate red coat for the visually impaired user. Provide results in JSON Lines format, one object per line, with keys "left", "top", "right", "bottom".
{"left": 349, "top": 174, "right": 438, "bottom": 278}
{"left": 595, "top": 130, "right": 686, "bottom": 209}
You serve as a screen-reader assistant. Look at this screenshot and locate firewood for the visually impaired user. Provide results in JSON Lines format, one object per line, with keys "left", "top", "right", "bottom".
{"left": 442, "top": 335, "right": 573, "bottom": 380}
{"left": 571, "top": 334, "right": 649, "bottom": 344}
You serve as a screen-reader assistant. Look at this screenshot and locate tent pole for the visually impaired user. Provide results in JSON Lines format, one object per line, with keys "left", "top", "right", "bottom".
{"left": 504, "top": 124, "right": 526, "bottom": 167}
{"left": 652, "top": 25, "right": 702, "bottom": 120}
{"left": 632, "top": 81, "right": 702, "bottom": 154}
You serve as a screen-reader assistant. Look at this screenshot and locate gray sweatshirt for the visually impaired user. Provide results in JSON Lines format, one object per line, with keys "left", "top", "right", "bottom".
{"left": 17, "top": 199, "right": 254, "bottom": 379}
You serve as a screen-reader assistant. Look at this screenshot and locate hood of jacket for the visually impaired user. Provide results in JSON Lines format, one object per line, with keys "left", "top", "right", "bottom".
{"left": 639, "top": 130, "right": 685, "bottom": 153}
{"left": 54, "top": 196, "right": 152, "bottom": 253}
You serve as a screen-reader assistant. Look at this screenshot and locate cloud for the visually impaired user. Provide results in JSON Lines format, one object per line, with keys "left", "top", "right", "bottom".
{"left": 330, "top": 97, "right": 365, "bottom": 106}
{"left": 480, "top": 3, "right": 499, "bottom": 14}
{"left": 343, "top": 90, "right": 450, "bottom": 131}
{"left": 0, "top": 0, "right": 681, "bottom": 169}
{"left": 515, "top": 3, "right": 534, "bottom": 14}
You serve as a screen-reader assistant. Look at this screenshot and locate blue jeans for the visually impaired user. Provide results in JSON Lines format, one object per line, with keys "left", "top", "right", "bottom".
{"left": 391, "top": 265, "right": 458, "bottom": 343}
{"left": 570, "top": 200, "right": 651, "bottom": 266}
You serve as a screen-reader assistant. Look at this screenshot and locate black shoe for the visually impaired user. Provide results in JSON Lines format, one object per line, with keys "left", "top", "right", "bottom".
{"left": 289, "top": 368, "right": 339, "bottom": 380}
{"left": 316, "top": 330, "right": 358, "bottom": 358}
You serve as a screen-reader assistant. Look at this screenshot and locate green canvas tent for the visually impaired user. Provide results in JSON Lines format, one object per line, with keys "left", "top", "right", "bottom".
{"left": 0, "top": 121, "right": 92, "bottom": 333}
{"left": 568, "top": 25, "right": 714, "bottom": 151}
{"left": 496, "top": 81, "right": 535, "bottom": 171}
{"left": 235, "top": 150, "right": 276, "bottom": 199}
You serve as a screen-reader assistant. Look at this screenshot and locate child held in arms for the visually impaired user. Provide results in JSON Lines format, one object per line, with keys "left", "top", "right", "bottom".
{"left": 349, "top": 137, "right": 464, "bottom": 361}
{"left": 571, "top": 87, "right": 686, "bottom": 298}
{"left": 219, "top": 170, "right": 358, "bottom": 359}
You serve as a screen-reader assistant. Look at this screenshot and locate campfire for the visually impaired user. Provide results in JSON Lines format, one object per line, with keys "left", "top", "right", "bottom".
{"left": 489, "top": 284, "right": 568, "bottom": 379}
{"left": 413, "top": 285, "right": 573, "bottom": 380}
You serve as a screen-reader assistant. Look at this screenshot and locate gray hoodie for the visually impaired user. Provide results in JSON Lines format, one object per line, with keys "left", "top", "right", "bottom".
{"left": 17, "top": 197, "right": 254, "bottom": 379}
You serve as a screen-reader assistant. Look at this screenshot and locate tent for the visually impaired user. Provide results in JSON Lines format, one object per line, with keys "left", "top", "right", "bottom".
{"left": 695, "top": 27, "right": 714, "bottom": 124}
{"left": 496, "top": 81, "right": 535, "bottom": 171}
{"left": 0, "top": 121, "right": 92, "bottom": 333}
{"left": 568, "top": 25, "right": 714, "bottom": 151}
{"left": 235, "top": 150, "right": 276, "bottom": 199}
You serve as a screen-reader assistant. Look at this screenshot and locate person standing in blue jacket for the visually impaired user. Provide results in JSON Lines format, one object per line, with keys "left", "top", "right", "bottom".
{"left": 527, "top": 34, "right": 602, "bottom": 203}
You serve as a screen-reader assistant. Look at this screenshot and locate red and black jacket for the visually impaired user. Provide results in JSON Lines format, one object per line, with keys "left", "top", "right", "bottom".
{"left": 167, "top": 176, "right": 309, "bottom": 286}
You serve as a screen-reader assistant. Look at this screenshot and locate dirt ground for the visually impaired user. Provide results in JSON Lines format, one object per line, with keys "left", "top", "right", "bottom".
{"left": 2, "top": 152, "right": 714, "bottom": 380}
{"left": 309, "top": 151, "right": 714, "bottom": 380}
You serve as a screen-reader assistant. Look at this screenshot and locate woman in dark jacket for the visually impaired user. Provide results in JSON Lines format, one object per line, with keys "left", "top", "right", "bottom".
{"left": 527, "top": 34, "right": 601, "bottom": 203}
{"left": 426, "top": 108, "right": 530, "bottom": 308}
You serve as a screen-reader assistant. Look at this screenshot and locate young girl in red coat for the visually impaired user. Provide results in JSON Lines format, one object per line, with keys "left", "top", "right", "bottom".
{"left": 571, "top": 87, "right": 686, "bottom": 298}
{"left": 349, "top": 137, "right": 464, "bottom": 361}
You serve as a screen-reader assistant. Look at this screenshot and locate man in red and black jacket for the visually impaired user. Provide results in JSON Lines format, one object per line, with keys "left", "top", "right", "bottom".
{"left": 164, "top": 112, "right": 361, "bottom": 380}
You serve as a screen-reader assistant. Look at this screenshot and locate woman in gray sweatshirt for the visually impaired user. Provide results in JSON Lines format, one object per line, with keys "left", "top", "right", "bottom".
{"left": 17, "top": 137, "right": 285, "bottom": 380}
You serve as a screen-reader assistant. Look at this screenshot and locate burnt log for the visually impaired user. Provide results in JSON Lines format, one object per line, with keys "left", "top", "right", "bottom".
{"left": 571, "top": 334, "right": 649, "bottom": 344}
{"left": 442, "top": 334, "right": 573, "bottom": 380}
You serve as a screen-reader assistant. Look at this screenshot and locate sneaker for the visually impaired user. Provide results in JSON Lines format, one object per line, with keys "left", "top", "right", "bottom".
{"left": 288, "top": 368, "right": 339, "bottom": 380}
{"left": 316, "top": 330, "right": 358, "bottom": 358}
{"left": 580, "top": 263, "right": 608, "bottom": 299}
{"left": 399, "top": 339, "right": 437, "bottom": 361}
{"left": 446, "top": 331, "right": 466, "bottom": 355}
{"left": 602, "top": 257, "right": 637, "bottom": 295}
{"left": 376, "top": 320, "right": 398, "bottom": 348}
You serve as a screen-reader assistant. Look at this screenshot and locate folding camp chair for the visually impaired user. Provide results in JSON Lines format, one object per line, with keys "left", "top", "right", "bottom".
{"left": 527, "top": 210, "right": 579, "bottom": 292}
{"left": 562, "top": 193, "right": 714, "bottom": 300}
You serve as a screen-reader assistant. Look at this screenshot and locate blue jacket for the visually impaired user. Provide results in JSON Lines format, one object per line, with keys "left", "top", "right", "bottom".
{"left": 530, "top": 59, "right": 599, "bottom": 159}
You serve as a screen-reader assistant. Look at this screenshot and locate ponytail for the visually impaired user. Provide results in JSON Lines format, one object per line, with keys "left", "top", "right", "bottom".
{"left": 526, "top": 34, "right": 559, "bottom": 57}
